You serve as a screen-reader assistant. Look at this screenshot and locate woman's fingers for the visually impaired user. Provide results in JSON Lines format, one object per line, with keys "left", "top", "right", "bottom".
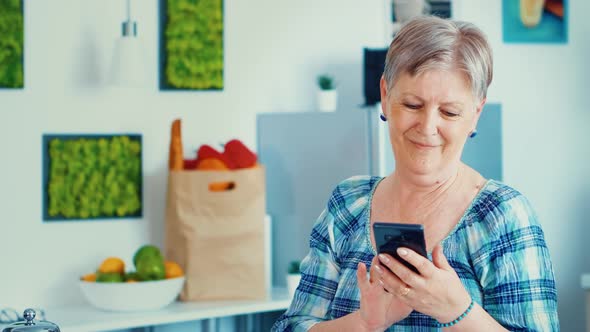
{"left": 377, "top": 253, "right": 420, "bottom": 287}
{"left": 432, "top": 244, "right": 452, "bottom": 271}
{"left": 369, "top": 256, "right": 382, "bottom": 283}
{"left": 374, "top": 260, "right": 409, "bottom": 296}
{"left": 395, "top": 248, "right": 436, "bottom": 278}
{"left": 357, "top": 262, "right": 370, "bottom": 291}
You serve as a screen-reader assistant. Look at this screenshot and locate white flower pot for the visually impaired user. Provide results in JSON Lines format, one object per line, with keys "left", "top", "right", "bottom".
{"left": 317, "top": 89, "right": 338, "bottom": 112}
{"left": 287, "top": 274, "right": 301, "bottom": 298}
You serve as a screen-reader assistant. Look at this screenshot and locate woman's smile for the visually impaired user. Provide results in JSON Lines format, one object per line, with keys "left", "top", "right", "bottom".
{"left": 408, "top": 139, "right": 439, "bottom": 150}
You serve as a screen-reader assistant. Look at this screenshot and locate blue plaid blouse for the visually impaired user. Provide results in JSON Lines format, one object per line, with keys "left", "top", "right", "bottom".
{"left": 272, "top": 176, "right": 559, "bottom": 331}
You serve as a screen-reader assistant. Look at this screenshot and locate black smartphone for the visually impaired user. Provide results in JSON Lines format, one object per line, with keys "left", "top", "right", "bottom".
{"left": 373, "top": 222, "right": 428, "bottom": 274}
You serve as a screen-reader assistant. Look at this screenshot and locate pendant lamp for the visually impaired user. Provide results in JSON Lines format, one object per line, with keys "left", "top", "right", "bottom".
{"left": 108, "top": 0, "right": 146, "bottom": 87}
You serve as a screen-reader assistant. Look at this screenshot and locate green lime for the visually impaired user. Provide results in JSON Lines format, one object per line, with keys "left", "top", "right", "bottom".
{"left": 133, "top": 245, "right": 162, "bottom": 268}
{"left": 96, "top": 272, "right": 124, "bottom": 283}
{"left": 136, "top": 256, "right": 166, "bottom": 281}
{"left": 124, "top": 271, "right": 142, "bottom": 282}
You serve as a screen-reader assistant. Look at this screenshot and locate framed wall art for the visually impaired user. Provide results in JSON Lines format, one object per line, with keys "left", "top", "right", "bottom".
{"left": 0, "top": 0, "right": 24, "bottom": 88}
{"left": 503, "top": 0, "right": 567, "bottom": 43}
{"left": 392, "top": 0, "right": 452, "bottom": 23}
{"left": 159, "top": 0, "right": 224, "bottom": 90}
{"left": 42, "top": 134, "right": 143, "bottom": 222}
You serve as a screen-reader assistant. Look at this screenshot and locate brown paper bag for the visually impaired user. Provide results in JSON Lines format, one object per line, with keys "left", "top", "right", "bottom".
{"left": 165, "top": 166, "right": 267, "bottom": 301}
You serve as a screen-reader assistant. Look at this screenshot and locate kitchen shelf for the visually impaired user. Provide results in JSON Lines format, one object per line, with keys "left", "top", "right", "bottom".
{"left": 2, "top": 288, "right": 290, "bottom": 332}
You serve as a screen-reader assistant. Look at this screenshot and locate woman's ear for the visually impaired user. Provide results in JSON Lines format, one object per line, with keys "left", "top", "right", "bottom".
{"left": 380, "top": 76, "right": 388, "bottom": 115}
{"left": 472, "top": 97, "right": 486, "bottom": 128}
{"left": 476, "top": 97, "right": 486, "bottom": 114}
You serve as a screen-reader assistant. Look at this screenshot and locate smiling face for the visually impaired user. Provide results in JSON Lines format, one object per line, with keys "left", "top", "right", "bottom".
{"left": 380, "top": 69, "right": 484, "bottom": 183}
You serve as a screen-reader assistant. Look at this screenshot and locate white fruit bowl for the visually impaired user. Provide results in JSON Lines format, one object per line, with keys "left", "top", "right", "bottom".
{"left": 79, "top": 277, "right": 185, "bottom": 312}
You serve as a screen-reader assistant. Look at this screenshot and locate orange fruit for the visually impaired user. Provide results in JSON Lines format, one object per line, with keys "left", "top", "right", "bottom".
{"left": 165, "top": 261, "right": 184, "bottom": 279}
{"left": 197, "top": 158, "right": 229, "bottom": 170}
{"left": 81, "top": 273, "right": 97, "bottom": 282}
{"left": 98, "top": 257, "right": 125, "bottom": 274}
{"left": 197, "top": 158, "right": 233, "bottom": 191}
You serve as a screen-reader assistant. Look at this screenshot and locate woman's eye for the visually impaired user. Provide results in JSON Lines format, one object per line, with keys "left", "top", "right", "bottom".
{"left": 441, "top": 110, "right": 460, "bottom": 117}
{"left": 404, "top": 103, "right": 421, "bottom": 110}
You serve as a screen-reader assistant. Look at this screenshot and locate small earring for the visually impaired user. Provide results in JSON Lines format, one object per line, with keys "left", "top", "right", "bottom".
{"left": 469, "top": 129, "right": 478, "bottom": 138}
{"left": 379, "top": 113, "right": 387, "bottom": 122}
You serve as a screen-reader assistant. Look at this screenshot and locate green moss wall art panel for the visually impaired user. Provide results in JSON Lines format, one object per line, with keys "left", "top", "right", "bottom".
{"left": 42, "top": 134, "right": 143, "bottom": 222}
{"left": 159, "top": 0, "right": 224, "bottom": 90}
{"left": 0, "top": 0, "right": 24, "bottom": 88}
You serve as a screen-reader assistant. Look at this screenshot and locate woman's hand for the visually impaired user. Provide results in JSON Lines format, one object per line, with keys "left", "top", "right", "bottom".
{"left": 375, "top": 244, "right": 472, "bottom": 324}
{"left": 356, "top": 256, "right": 413, "bottom": 331}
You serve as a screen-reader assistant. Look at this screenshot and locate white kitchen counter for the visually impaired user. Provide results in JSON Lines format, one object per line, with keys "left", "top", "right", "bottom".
{"left": 1, "top": 288, "right": 291, "bottom": 332}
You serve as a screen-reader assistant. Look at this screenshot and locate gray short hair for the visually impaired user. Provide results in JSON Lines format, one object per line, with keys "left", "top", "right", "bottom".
{"left": 383, "top": 16, "right": 493, "bottom": 101}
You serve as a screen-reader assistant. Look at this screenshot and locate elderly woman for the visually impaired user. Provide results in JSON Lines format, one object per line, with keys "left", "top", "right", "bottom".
{"left": 272, "top": 16, "right": 558, "bottom": 331}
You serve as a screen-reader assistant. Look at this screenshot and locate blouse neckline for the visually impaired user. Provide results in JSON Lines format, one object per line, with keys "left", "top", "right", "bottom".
{"left": 364, "top": 176, "right": 493, "bottom": 257}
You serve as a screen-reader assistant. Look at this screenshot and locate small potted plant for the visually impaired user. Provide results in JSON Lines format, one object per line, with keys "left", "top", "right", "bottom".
{"left": 316, "top": 74, "right": 337, "bottom": 112}
{"left": 287, "top": 260, "right": 301, "bottom": 298}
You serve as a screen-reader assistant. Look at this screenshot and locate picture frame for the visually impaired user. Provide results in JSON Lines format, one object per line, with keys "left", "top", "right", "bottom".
{"left": 0, "top": 0, "right": 24, "bottom": 89}
{"left": 42, "top": 134, "right": 143, "bottom": 222}
{"left": 158, "top": 0, "right": 224, "bottom": 91}
{"left": 502, "top": 0, "right": 567, "bottom": 43}
{"left": 392, "top": 0, "right": 452, "bottom": 23}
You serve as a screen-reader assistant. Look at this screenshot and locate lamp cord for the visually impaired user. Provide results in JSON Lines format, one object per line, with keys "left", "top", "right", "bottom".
{"left": 126, "top": 0, "right": 131, "bottom": 21}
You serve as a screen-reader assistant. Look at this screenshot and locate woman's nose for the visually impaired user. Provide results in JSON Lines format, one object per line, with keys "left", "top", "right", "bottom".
{"left": 417, "top": 108, "right": 439, "bottom": 136}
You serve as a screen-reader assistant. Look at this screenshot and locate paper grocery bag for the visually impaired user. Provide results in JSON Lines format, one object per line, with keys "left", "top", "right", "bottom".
{"left": 165, "top": 166, "right": 267, "bottom": 301}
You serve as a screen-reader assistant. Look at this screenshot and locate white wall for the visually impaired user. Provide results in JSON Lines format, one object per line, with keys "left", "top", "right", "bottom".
{"left": 0, "top": 0, "right": 386, "bottom": 315}
{"left": 457, "top": 1, "right": 590, "bottom": 331}
{"left": 1, "top": 0, "right": 588, "bottom": 331}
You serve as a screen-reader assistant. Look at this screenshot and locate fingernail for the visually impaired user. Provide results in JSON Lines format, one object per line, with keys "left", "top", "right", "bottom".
{"left": 374, "top": 265, "right": 383, "bottom": 274}
{"left": 378, "top": 254, "right": 389, "bottom": 263}
{"left": 398, "top": 248, "right": 408, "bottom": 256}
